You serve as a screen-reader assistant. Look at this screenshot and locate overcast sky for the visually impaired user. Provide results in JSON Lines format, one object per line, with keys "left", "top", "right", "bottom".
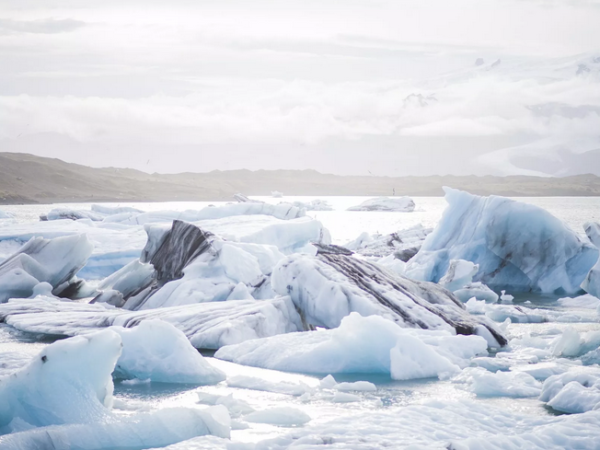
{"left": 1, "top": 0, "right": 599, "bottom": 176}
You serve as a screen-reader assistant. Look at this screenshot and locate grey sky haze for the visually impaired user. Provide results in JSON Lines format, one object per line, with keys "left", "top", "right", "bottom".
{"left": 1, "top": 0, "right": 599, "bottom": 176}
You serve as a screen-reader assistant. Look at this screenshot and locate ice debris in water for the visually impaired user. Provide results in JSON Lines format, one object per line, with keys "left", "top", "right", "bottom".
{"left": 216, "top": 313, "right": 488, "bottom": 380}
{"left": 452, "top": 367, "right": 542, "bottom": 398}
{"left": 405, "top": 188, "right": 598, "bottom": 294}
{"left": 347, "top": 196, "right": 415, "bottom": 212}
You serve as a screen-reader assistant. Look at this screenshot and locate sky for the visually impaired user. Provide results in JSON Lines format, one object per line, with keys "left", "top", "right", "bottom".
{"left": 0, "top": 0, "right": 599, "bottom": 177}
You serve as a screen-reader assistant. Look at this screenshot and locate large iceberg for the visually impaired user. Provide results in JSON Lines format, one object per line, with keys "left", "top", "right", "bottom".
{"left": 271, "top": 247, "right": 507, "bottom": 347}
{"left": 0, "top": 296, "right": 304, "bottom": 349}
{"left": 216, "top": 312, "right": 487, "bottom": 379}
{"left": 581, "top": 222, "right": 600, "bottom": 297}
{"left": 347, "top": 196, "right": 415, "bottom": 212}
{"left": 405, "top": 188, "right": 598, "bottom": 294}
{"left": 0, "top": 234, "right": 93, "bottom": 302}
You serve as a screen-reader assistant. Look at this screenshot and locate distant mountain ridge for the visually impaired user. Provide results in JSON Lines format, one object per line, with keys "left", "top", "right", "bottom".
{"left": 1, "top": 152, "right": 600, "bottom": 204}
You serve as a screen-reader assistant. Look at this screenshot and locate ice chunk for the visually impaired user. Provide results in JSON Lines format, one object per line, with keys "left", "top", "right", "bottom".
{"left": 551, "top": 327, "right": 600, "bottom": 357}
{"left": 347, "top": 197, "right": 415, "bottom": 212}
{"left": 439, "top": 259, "right": 479, "bottom": 292}
{"left": 0, "top": 296, "right": 304, "bottom": 349}
{"left": 406, "top": 188, "right": 598, "bottom": 294}
{"left": 110, "top": 320, "right": 225, "bottom": 384}
{"left": 465, "top": 298, "right": 487, "bottom": 314}
{"left": 216, "top": 313, "right": 487, "bottom": 379}
{"left": 557, "top": 294, "right": 600, "bottom": 309}
{"left": 0, "top": 406, "right": 230, "bottom": 449}
{"left": 197, "top": 392, "right": 254, "bottom": 418}
{"left": 453, "top": 282, "right": 499, "bottom": 303}
{"left": 0, "top": 234, "right": 93, "bottom": 302}
{"left": 582, "top": 222, "right": 600, "bottom": 297}
{"left": 0, "top": 210, "right": 13, "bottom": 219}
{"left": 453, "top": 367, "right": 542, "bottom": 397}
{"left": 540, "top": 367, "right": 600, "bottom": 413}
{"left": 0, "top": 329, "right": 120, "bottom": 428}
{"left": 244, "top": 407, "right": 311, "bottom": 426}
{"left": 344, "top": 224, "right": 432, "bottom": 259}
{"left": 271, "top": 252, "right": 507, "bottom": 347}
{"left": 42, "top": 207, "right": 106, "bottom": 222}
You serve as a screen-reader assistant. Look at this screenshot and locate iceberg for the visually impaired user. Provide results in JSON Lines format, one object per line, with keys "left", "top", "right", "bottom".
{"left": 0, "top": 234, "right": 93, "bottom": 302}
{"left": 405, "top": 188, "right": 598, "bottom": 294}
{"left": 0, "top": 296, "right": 304, "bottom": 349}
{"left": 271, "top": 250, "right": 507, "bottom": 347}
{"left": 452, "top": 367, "right": 542, "bottom": 398}
{"left": 216, "top": 313, "right": 488, "bottom": 378}
{"left": 347, "top": 196, "right": 415, "bottom": 212}
{"left": 110, "top": 320, "right": 225, "bottom": 384}
{"left": 581, "top": 221, "right": 600, "bottom": 297}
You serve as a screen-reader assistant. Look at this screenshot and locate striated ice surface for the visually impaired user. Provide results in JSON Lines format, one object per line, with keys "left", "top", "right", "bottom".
{"left": 406, "top": 188, "right": 598, "bottom": 294}
{"left": 582, "top": 222, "right": 600, "bottom": 297}
{"left": 344, "top": 224, "right": 431, "bottom": 259}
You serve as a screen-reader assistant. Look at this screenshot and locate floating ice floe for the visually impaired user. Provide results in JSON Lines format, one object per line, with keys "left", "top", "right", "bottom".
{"left": 453, "top": 367, "right": 542, "bottom": 397}
{"left": 0, "top": 234, "right": 93, "bottom": 302}
{"left": 345, "top": 224, "right": 432, "bottom": 259}
{"left": 0, "top": 296, "right": 304, "bottom": 349}
{"left": 347, "top": 196, "right": 415, "bottom": 212}
{"left": 438, "top": 259, "right": 500, "bottom": 302}
{"left": 582, "top": 222, "right": 600, "bottom": 298}
{"left": 216, "top": 313, "right": 488, "bottom": 379}
{"left": 540, "top": 367, "right": 600, "bottom": 413}
{"left": 0, "top": 210, "right": 13, "bottom": 220}
{"left": 272, "top": 248, "right": 507, "bottom": 347}
{"left": 405, "top": 188, "right": 598, "bottom": 294}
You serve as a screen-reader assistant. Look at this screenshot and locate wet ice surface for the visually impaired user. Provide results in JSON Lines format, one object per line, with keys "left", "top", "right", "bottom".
{"left": 1, "top": 196, "right": 600, "bottom": 449}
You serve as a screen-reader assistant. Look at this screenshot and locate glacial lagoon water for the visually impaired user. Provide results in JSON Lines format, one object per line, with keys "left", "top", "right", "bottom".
{"left": 1, "top": 195, "right": 600, "bottom": 448}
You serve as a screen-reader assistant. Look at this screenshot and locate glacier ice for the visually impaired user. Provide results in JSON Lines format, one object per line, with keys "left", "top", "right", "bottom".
{"left": 452, "top": 367, "right": 542, "bottom": 397}
{"left": 581, "top": 221, "right": 600, "bottom": 297}
{"left": 439, "top": 259, "right": 479, "bottom": 292}
{"left": 216, "top": 313, "right": 487, "bottom": 379}
{"left": 344, "top": 224, "right": 432, "bottom": 259}
{"left": 540, "top": 367, "right": 600, "bottom": 413}
{"left": 0, "top": 210, "right": 13, "bottom": 220}
{"left": 347, "top": 196, "right": 415, "bottom": 212}
{"left": 0, "top": 234, "right": 93, "bottom": 302}
{"left": 405, "top": 188, "right": 598, "bottom": 294}
{"left": 271, "top": 250, "right": 507, "bottom": 346}
{"left": 110, "top": 320, "right": 226, "bottom": 384}
{"left": 0, "top": 296, "right": 304, "bottom": 349}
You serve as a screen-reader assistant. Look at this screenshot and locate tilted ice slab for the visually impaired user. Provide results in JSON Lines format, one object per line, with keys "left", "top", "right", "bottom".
{"left": 405, "top": 188, "right": 598, "bottom": 294}
{"left": 272, "top": 249, "right": 507, "bottom": 347}
{"left": 347, "top": 196, "right": 415, "bottom": 212}
{"left": 216, "top": 312, "right": 488, "bottom": 379}
{"left": 581, "top": 222, "right": 600, "bottom": 298}
{"left": 345, "top": 224, "right": 432, "bottom": 260}
{"left": 0, "top": 234, "right": 93, "bottom": 302}
{"left": 0, "top": 329, "right": 229, "bottom": 448}
{"left": 0, "top": 296, "right": 304, "bottom": 349}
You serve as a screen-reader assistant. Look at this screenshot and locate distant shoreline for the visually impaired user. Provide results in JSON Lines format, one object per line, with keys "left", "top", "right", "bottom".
{"left": 2, "top": 152, "right": 600, "bottom": 205}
